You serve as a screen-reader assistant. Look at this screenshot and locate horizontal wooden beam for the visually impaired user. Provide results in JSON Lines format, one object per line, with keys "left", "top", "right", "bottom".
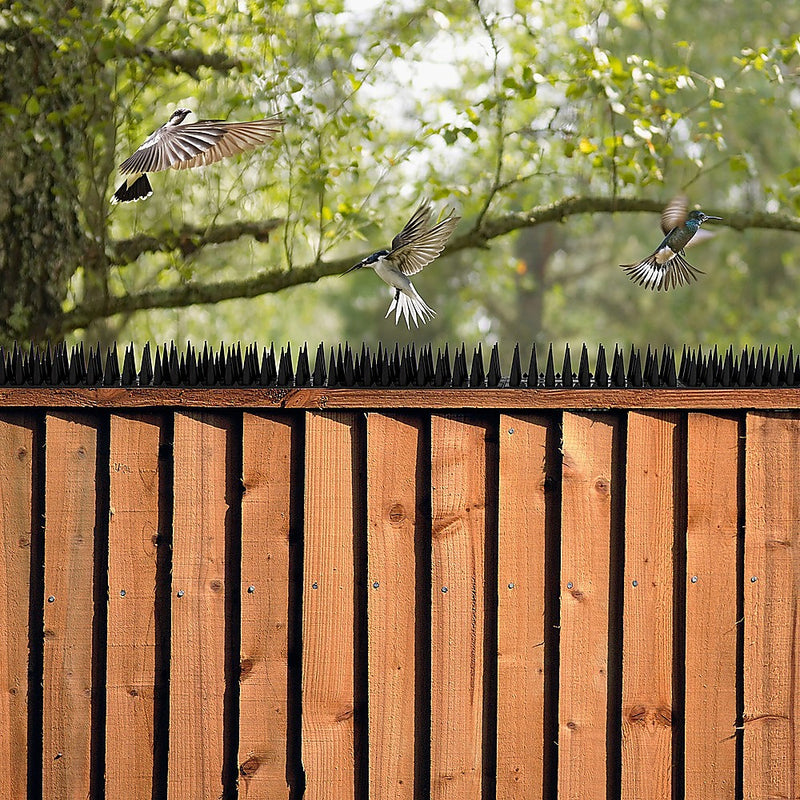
{"left": 1, "top": 387, "right": 800, "bottom": 409}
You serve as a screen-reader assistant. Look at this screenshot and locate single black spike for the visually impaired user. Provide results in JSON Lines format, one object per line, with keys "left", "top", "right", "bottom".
{"left": 48, "top": 346, "right": 61, "bottom": 385}
{"left": 137, "top": 343, "right": 152, "bottom": 386}
{"left": 296, "top": 344, "right": 310, "bottom": 386}
{"left": 121, "top": 345, "right": 137, "bottom": 386}
{"left": 343, "top": 345, "right": 355, "bottom": 387}
{"left": 42, "top": 343, "right": 53, "bottom": 382}
{"left": 526, "top": 345, "right": 538, "bottom": 388}
{"left": 610, "top": 345, "right": 625, "bottom": 388}
{"left": 11, "top": 343, "right": 23, "bottom": 385}
{"left": 30, "top": 348, "right": 43, "bottom": 386}
{"left": 166, "top": 343, "right": 180, "bottom": 385}
{"left": 561, "top": 344, "right": 573, "bottom": 389}
{"left": 85, "top": 346, "right": 101, "bottom": 386}
{"left": 627, "top": 348, "right": 642, "bottom": 388}
{"left": 544, "top": 345, "right": 555, "bottom": 388}
{"left": 278, "top": 344, "right": 294, "bottom": 386}
{"left": 0, "top": 349, "right": 6, "bottom": 385}
{"left": 327, "top": 347, "right": 338, "bottom": 388}
{"left": 753, "top": 346, "right": 765, "bottom": 387}
{"left": 769, "top": 348, "right": 780, "bottom": 386}
{"left": 452, "top": 345, "right": 467, "bottom": 388}
{"left": 576, "top": 344, "right": 590, "bottom": 387}
{"left": 594, "top": 344, "right": 608, "bottom": 388}
{"left": 311, "top": 343, "right": 326, "bottom": 387}
{"left": 786, "top": 346, "right": 796, "bottom": 387}
{"left": 434, "top": 348, "right": 448, "bottom": 387}
{"left": 645, "top": 348, "right": 660, "bottom": 388}
{"left": 469, "top": 344, "right": 485, "bottom": 388}
{"left": 487, "top": 344, "right": 502, "bottom": 387}
{"left": 509, "top": 344, "right": 522, "bottom": 388}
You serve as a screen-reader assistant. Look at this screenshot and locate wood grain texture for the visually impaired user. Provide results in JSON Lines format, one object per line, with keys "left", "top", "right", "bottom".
{"left": 558, "top": 412, "right": 617, "bottom": 800}
{"left": 496, "top": 414, "right": 549, "bottom": 799}
{"left": 743, "top": 412, "right": 800, "bottom": 800}
{"left": 169, "top": 411, "right": 231, "bottom": 800}
{"left": 239, "top": 413, "right": 294, "bottom": 798}
{"left": 105, "top": 413, "right": 162, "bottom": 800}
{"left": 621, "top": 411, "right": 678, "bottom": 800}
{"left": 430, "top": 413, "right": 488, "bottom": 800}
{"left": 42, "top": 412, "right": 98, "bottom": 800}
{"left": 5, "top": 387, "right": 800, "bottom": 410}
{"left": 685, "top": 413, "right": 739, "bottom": 799}
{"left": 366, "top": 413, "right": 422, "bottom": 800}
{"left": 0, "top": 413, "right": 35, "bottom": 800}
{"left": 302, "top": 411, "right": 358, "bottom": 799}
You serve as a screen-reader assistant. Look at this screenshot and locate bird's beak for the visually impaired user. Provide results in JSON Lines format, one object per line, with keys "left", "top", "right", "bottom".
{"left": 343, "top": 260, "right": 364, "bottom": 275}
{"left": 704, "top": 215, "right": 722, "bottom": 221}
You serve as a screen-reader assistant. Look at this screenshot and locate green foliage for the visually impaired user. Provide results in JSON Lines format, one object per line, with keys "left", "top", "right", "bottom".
{"left": 1, "top": 0, "right": 800, "bottom": 350}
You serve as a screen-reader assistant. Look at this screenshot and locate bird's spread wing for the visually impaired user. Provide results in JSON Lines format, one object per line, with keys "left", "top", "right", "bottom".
{"left": 389, "top": 207, "right": 460, "bottom": 276}
{"left": 660, "top": 194, "right": 688, "bottom": 234}
{"left": 621, "top": 251, "right": 704, "bottom": 291}
{"left": 390, "top": 199, "right": 434, "bottom": 251}
{"left": 118, "top": 117, "right": 284, "bottom": 174}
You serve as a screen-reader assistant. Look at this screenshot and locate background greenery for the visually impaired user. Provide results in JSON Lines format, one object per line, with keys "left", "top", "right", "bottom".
{"left": 2, "top": 0, "right": 800, "bottom": 358}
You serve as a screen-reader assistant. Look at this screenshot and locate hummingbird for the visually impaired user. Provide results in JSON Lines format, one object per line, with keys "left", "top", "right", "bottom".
{"left": 112, "top": 109, "right": 284, "bottom": 203}
{"left": 620, "top": 195, "right": 721, "bottom": 290}
{"left": 344, "top": 199, "right": 460, "bottom": 328}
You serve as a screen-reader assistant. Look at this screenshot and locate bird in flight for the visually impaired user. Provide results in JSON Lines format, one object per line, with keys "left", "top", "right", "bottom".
{"left": 620, "top": 195, "right": 721, "bottom": 290}
{"left": 344, "top": 199, "right": 460, "bottom": 328}
{"left": 111, "top": 109, "right": 284, "bottom": 203}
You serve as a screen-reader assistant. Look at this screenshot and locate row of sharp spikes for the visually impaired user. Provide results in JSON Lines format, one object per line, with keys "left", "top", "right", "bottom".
{"left": 0, "top": 341, "right": 798, "bottom": 389}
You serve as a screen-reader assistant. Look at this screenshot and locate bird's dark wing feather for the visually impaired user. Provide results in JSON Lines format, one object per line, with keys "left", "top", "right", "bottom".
{"left": 390, "top": 199, "right": 434, "bottom": 251}
{"left": 660, "top": 194, "right": 688, "bottom": 234}
{"left": 118, "top": 117, "right": 283, "bottom": 174}
{"left": 390, "top": 208, "right": 460, "bottom": 276}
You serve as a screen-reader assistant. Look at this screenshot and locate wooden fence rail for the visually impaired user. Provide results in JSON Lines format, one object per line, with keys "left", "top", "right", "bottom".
{"left": 0, "top": 394, "right": 798, "bottom": 799}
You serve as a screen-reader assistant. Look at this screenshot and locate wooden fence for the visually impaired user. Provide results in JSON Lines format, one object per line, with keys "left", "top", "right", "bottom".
{"left": 0, "top": 389, "right": 798, "bottom": 799}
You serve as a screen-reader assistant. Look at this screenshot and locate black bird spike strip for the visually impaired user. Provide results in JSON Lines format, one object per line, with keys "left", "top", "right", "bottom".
{"left": 0, "top": 341, "right": 799, "bottom": 388}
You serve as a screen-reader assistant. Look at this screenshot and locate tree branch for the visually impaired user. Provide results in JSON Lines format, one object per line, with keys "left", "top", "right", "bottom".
{"left": 62, "top": 195, "right": 800, "bottom": 334}
{"left": 111, "top": 41, "right": 243, "bottom": 77}
{"left": 108, "top": 219, "right": 283, "bottom": 264}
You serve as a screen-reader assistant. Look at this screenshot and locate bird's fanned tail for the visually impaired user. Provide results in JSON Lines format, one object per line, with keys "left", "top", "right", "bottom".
{"left": 385, "top": 286, "right": 436, "bottom": 328}
{"left": 111, "top": 174, "right": 153, "bottom": 204}
{"left": 621, "top": 252, "right": 705, "bottom": 291}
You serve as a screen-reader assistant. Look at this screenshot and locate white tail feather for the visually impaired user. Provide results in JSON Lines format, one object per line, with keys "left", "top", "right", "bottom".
{"left": 385, "top": 286, "right": 436, "bottom": 328}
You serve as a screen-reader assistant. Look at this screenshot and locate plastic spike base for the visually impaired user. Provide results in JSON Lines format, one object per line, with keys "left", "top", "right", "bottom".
{"left": 0, "top": 341, "right": 797, "bottom": 389}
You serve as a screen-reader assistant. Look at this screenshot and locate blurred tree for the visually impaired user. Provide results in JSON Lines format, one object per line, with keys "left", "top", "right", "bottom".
{"left": 1, "top": 0, "right": 799, "bottom": 350}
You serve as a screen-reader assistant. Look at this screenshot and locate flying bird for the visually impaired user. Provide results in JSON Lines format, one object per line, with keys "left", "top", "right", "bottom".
{"left": 344, "top": 199, "right": 460, "bottom": 328}
{"left": 620, "top": 195, "right": 721, "bottom": 290}
{"left": 111, "top": 109, "right": 284, "bottom": 204}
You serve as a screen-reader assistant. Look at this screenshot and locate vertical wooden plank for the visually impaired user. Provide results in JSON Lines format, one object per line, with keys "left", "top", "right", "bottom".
{"left": 302, "top": 411, "right": 357, "bottom": 799}
{"left": 621, "top": 411, "right": 678, "bottom": 800}
{"left": 239, "top": 413, "right": 294, "bottom": 798}
{"left": 42, "top": 412, "right": 98, "bottom": 800}
{"left": 169, "top": 411, "right": 231, "bottom": 800}
{"left": 558, "top": 412, "right": 617, "bottom": 800}
{"left": 0, "top": 413, "right": 35, "bottom": 800}
{"left": 743, "top": 412, "right": 800, "bottom": 800}
{"left": 496, "top": 414, "right": 549, "bottom": 799}
{"left": 430, "top": 413, "right": 487, "bottom": 800}
{"left": 685, "top": 413, "right": 738, "bottom": 799}
{"left": 366, "top": 413, "right": 422, "bottom": 799}
{"left": 105, "top": 413, "right": 162, "bottom": 800}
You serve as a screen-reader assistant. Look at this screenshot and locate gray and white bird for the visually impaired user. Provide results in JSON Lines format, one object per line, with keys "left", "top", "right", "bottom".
{"left": 344, "top": 199, "right": 460, "bottom": 328}
{"left": 112, "top": 108, "right": 284, "bottom": 203}
{"left": 620, "top": 195, "right": 721, "bottom": 290}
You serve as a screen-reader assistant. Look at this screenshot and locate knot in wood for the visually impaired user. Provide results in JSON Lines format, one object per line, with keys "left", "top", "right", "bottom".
{"left": 594, "top": 476, "right": 610, "bottom": 495}
{"left": 209, "top": 579, "right": 223, "bottom": 592}
{"left": 388, "top": 504, "right": 406, "bottom": 524}
{"left": 627, "top": 704, "right": 672, "bottom": 728}
{"left": 16, "top": 447, "right": 27, "bottom": 461}
{"left": 240, "top": 658, "right": 254, "bottom": 678}
{"left": 240, "top": 755, "right": 261, "bottom": 777}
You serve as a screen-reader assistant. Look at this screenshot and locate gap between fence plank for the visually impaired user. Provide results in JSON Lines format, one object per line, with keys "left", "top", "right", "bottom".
{"left": 430, "top": 413, "right": 488, "bottom": 800}
{"left": 621, "top": 411, "right": 679, "bottom": 800}
{"left": 0, "top": 413, "right": 35, "bottom": 800}
{"left": 684, "top": 413, "right": 739, "bottom": 799}
{"left": 106, "top": 413, "right": 163, "bottom": 800}
{"left": 558, "top": 412, "right": 618, "bottom": 800}
{"left": 743, "top": 412, "right": 800, "bottom": 800}
{"left": 239, "top": 413, "right": 295, "bottom": 799}
{"left": 42, "top": 412, "right": 98, "bottom": 800}
{"left": 168, "top": 411, "right": 232, "bottom": 800}
{"left": 302, "top": 411, "right": 359, "bottom": 799}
